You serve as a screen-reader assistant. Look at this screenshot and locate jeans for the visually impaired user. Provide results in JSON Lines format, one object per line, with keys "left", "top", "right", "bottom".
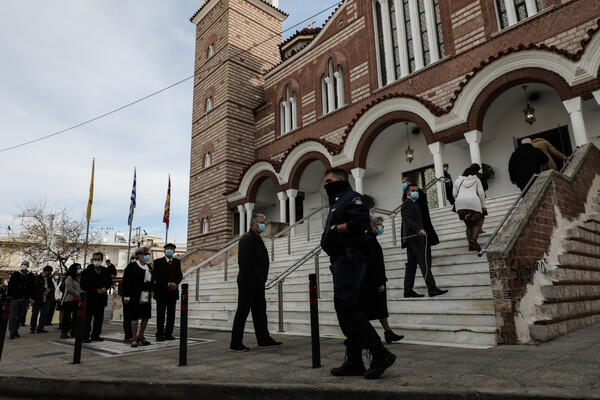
{"left": 30, "top": 297, "right": 51, "bottom": 332}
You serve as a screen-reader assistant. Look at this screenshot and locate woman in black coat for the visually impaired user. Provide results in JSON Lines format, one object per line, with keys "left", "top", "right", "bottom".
{"left": 123, "top": 247, "right": 154, "bottom": 348}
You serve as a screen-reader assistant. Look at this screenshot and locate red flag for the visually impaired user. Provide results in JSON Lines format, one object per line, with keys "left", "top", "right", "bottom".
{"left": 163, "top": 176, "right": 171, "bottom": 229}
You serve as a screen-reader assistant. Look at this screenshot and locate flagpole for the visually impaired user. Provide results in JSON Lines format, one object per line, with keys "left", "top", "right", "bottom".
{"left": 126, "top": 167, "right": 136, "bottom": 262}
{"left": 83, "top": 158, "right": 95, "bottom": 265}
{"left": 127, "top": 218, "right": 133, "bottom": 262}
{"left": 163, "top": 174, "right": 171, "bottom": 245}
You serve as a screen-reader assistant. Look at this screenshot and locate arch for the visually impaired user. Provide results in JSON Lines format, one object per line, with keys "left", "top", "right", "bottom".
{"left": 341, "top": 97, "right": 436, "bottom": 165}
{"left": 246, "top": 170, "right": 282, "bottom": 203}
{"left": 236, "top": 161, "right": 283, "bottom": 201}
{"left": 353, "top": 110, "right": 433, "bottom": 168}
{"left": 288, "top": 151, "right": 332, "bottom": 189}
{"left": 468, "top": 67, "right": 572, "bottom": 131}
{"left": 279, "top": 140, "right": 333, "bottom": 184}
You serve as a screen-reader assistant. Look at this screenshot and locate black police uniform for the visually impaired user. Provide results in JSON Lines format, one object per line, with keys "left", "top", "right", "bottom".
{"left": 321, "top": 181, "right": 381, "bottom": 357}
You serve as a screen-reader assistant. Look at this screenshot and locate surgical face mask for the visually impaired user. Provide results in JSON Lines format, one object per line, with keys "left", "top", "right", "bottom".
{"left": 376, "top": 225, "right": 384, "bottom": 235}
{"left": 444, "top": 167, "right": 448, "bottom": 172}
{"left": 93, "top": 261, "right": 101, "bottom": 267}
{"left": 77, "top": 269, "right": 82, "bottom": 275}
{"left": 409, "top": 191, "right": 419, "bottom": 201}
{"left": 257, "top": 223, "right": 266, "bottom": 233}
{"left": 165, "top": 250, "right": 174, "bottom": 258}
{"left": 143, "top": 255, "right": 151, "bottom": 263}
{"left": 402, "top": 182, "right": 408, "bottom": 191}
{"left": 20, "top": 264, "right": 28, "bottom": 271}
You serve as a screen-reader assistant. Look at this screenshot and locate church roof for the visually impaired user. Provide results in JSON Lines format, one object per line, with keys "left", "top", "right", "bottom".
{"left": 190, "top": 0, "right": 288, "bottom": 22}
{"left": 281, "top": 27, "right": 322, "bottom": 48}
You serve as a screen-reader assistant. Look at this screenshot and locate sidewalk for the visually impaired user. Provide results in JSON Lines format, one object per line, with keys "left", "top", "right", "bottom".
{"left": 1, "top": 321, "right": 599, "bottom": 400}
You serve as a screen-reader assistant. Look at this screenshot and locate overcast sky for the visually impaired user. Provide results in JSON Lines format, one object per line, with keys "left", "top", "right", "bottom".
{"left": 0, "top": 1, "right": 339, "bottom": 248}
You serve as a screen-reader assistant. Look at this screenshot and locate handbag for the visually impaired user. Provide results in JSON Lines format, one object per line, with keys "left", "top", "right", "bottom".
{"left": 451, "top": 180, "right": 464, "bottom": 213}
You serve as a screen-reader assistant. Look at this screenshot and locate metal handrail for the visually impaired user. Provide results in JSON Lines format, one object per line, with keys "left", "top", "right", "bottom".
{"left": 477, "top": 173, "right": 538, "bottom": 257}
{"left": 271, "top": 205, "right": 329, "bottom": 261}
{"left": 559, "top": 147, "right": 578, "bottom": 174}
{"left": 265, "top": 244, "right": 322, "bottom": 332}
{"left": 423, "top": 176, "right": 450, "bottom": 192}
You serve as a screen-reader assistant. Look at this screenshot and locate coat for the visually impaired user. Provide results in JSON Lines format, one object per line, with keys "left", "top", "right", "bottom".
{"left": 532, "top": 138, "right": 568, "bottom": 171}
{"left": 508, "top": 143, "right": 549, "bottom": 190}
{"left": 237, "top": 230, "right": 270, "bottom": 284}
{"left": 7, "top": 271, "right": 35, "bottom": 300}
{"left": 62, "top": 275, "right": 81, "bottom": 303}
{"left": 453, "top": 175, "right": 486, "bottom": 213}
{"left": 80, "top": 265, "right": 113, "bottom": 307}
{"left": 153, "top": 256, "right": 183, "bottom": 301}
{"left": 122, "top": 262, "right": 155, "bottom": 305}
{"left": 401, "top": 198, "right": 425, "bottom": 249}
{"left": 401, "top": 188, "right": 439, "bottom": 246}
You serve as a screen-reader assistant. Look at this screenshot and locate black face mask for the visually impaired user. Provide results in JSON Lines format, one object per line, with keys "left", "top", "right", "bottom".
{"left": 324, "top": 180, "right": 350, "bottom": 200}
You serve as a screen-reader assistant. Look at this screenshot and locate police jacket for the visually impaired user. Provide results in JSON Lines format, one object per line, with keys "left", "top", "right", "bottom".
{"left": 237, "top": 229, "right": 270, "bottom": 284}
{"left": 7, "top": 271, "right": 36, "bottom": 300}
{"left": 321, "top": 184, "right": 370, "bottom": 261}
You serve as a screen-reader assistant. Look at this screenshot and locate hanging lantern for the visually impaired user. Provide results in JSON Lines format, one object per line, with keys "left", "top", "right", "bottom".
{"left": 522, "top": 85, "right": 536, "bottom": 125}
{"left": 405, "top": 122, "right": 414, "bottom": 163}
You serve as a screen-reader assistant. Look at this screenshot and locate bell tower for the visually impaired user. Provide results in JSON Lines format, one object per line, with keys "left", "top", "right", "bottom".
{"left": 187, "top": 0, "right": 286, "bottom": 248}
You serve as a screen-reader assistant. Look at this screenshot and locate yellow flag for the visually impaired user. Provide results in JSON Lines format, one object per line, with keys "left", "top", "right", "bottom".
{"left": 86, "top": 159, "right": 95, "bottom": 222}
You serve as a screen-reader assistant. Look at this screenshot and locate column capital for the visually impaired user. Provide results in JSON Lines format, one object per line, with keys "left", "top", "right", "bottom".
{"left": 464, "top": 130, "right": 482, "bottom": 144}
{"left": 237, "top": 204, "right": 246, "bottom": 213}
{"left": 286, "top": 188, "right": 299, "bottom": 198}
{"left": 593, "top": 90, "right": 600, "bottom": 106}
{"left": 244, "top": 202, "right": 255, "bottom": 213}
{"left": 563, "top": 97, "right": 583, "bottom": 113}
{"left": 351, "top": 167, "right": 366, "bottom": 179}
{"left": 428, "top": 141, "right": 445, "bottom": 155}
{"left": 276, "top": 191, "right": 288, "bottom": 201}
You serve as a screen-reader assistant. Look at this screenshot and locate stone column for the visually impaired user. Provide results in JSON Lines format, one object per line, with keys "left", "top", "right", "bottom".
{"left": 464, "top": 130, "right": 483, "bottom": 167}
{"left": 244, "top": 203, "right": 255, "bottom": 232}
{"left": 408, "top": 0, "right": 424, "bottom": 70}
{"left": 377, "top": 0, "right": 397, "bottom": 84}
{"left": 237, "top": 205, "right": 246, "bottom": 235}
{"left": 277, "top": 191, "right": 288, "bottom": 223}
{"left": 593, "top": 90, "right": 600, "bottom": 105}
{"left": 286, "top": 189, "right": 298, "bottom": 235}
{"left": 504, "top": 0, "right": 518, "bottom": 26}
{"left": 393, "top": 0, "right": 410, "bottom": 76}
{"left": 351, "top": 168, "right": 366, "bottom": 195}
{"left": 423, "top": 0, "right": 439, "bottom": 63}
{"left": 524, "top": 0, "right": 537, "bottom": 17}
{"left": 428, "top": 142, "right": 445, "bottom": 208}
{"left": 563, "top": 97, "right": 589, "bottom": 147}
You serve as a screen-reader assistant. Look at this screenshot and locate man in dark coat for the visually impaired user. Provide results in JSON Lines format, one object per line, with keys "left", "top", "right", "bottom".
{"left": 321, "top": 168, "right": 396, "bottom": 380}
{"left": 7, "top": 261, "right": 35, "bottom": 339}
{"left": 230, "top": 213, "right": 281, "bottom": 352}
{"left": 443, "top": 164, "right": 455, "bottom": 205}
{"left": 153, "top": 243, "right": 182, "bottom": 341}
{"left": 401, "top": 177, "right": 440, "bottom": 246}
{"left": 81, "top": 252, "right": 113, "bottom": 342}
{"left": 360, "top": 216, "right": 403, "bottom": 344}
{"left": 508, "top": 138, "right": 549, "bottom": 191}
{"left": 401, "top": 184, "right": 448, "bottom": 298}
{"left": 29, "top": 265, "right": 53, "bottom": 333}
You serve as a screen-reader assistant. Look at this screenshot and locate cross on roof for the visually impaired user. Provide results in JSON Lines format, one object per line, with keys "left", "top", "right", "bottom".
{"left": 308, "top": 18, "right": 316, "bottom": 29}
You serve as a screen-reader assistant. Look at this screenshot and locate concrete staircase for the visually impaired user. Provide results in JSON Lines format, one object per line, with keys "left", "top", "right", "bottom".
{"left": 182, "top": 193, "right": 519, "bottom": 348}
{"left": 530, "top": 189, "right": 600, "bottom": 341}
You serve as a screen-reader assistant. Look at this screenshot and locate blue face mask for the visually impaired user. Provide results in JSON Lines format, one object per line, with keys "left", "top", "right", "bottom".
{"left": 402, "top": 182, "right": 408, "bottom": 191}
{"left": 257, "top": 223, "right": 266, "bottom": 233}
{"left": 165, "top": 250, "right": 174, "bottom": 258}
{"left": 376, "top": 225, "right": 384, "bottom": 235}
{"left": 77, "top": 269, "right": 82, "bottom": 275}
{"left": 143, "top": 255, "right": 151, "bottom": 263}
{"left": 409, "top": 191, "right": 419, "bottom": 201}
{"left": 444, "top": 167, "right": 448, "bottom": 172}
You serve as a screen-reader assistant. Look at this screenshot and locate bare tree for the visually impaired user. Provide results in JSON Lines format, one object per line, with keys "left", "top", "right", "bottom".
{"left": 5, "top": 200, "right": 94, "bottom": 274}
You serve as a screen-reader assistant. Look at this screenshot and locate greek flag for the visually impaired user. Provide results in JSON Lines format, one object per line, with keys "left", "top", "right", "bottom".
{"left": 128, "top": 168, "right": 136, "bottom": 226}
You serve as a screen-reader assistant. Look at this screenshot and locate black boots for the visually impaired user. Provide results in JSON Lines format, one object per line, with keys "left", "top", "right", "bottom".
{"left": 364, "top": 345, "right": 396, "bottom": 380}
{"left": 331, "top": 349, "right": 366, "bottom": 376}
{"left": 384, "top": 330, "right": 404, "bottom": 344}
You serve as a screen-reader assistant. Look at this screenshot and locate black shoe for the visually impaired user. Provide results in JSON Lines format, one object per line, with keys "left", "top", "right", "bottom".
{"left": 36, "top": 329, "right": 49, "bottom": 333}
{"left": 15, "top": 332, "right": 20, "bottom": 338}
{"left": 404, "top": 289, "right": 425, "bottom": 298}
{"left": 91, "top": 336, "right": 104, "bottom": 342}
{"left": 428, "top": 288, "right": 448, "bottom": 297}
{"left": 30, "top": 330, "right": 36, "bottom": 334}
{"left": 258, "top": 339, "right": 282, "bottom": 349}
{"left": 83, "top": 339, "right": 92, "bottom": 343}
{"left": 384, "top": 331, "right": 404, "bottom": 344}
{"left": 331, "top": 359, "right": 366, "bottom": 376}
{"left": 9, "top": 334, "right": 16, "bottom": 340}
{"left": 124, "top": 337, "right": 133, "bottom": 344}
{"left": 229, "top": 344, "right": 250, "bottom": 352}
{"left": 364, "top": 348, "right": 396, "bottom": 379}
{"left": 156, "top": 335, "right": 165, "bottom": 342}
{"left": 165, "top": 335, "right": 176, "bottom": 341}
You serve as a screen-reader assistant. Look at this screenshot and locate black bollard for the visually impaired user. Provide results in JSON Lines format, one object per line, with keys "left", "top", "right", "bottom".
{"left": 179, "top": 283, "right": 188, "bottom": 366}
{"left": 309, "top": 274, "right": 321, "bottom": 368}
{"left": 73, "top": 291, "right": 87, "bottom": 364}
{"left": 0, "top": 297, "right": 12, "bottom": 362}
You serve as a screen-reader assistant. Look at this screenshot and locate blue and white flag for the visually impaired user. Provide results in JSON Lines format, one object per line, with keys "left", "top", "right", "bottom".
{"left": 128, "top": 168, "right": 136, "bottom": 226}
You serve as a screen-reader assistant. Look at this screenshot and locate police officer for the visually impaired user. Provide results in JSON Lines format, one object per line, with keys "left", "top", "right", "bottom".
{"left": 320, "top": 168, "right": 396, "bottom": 379}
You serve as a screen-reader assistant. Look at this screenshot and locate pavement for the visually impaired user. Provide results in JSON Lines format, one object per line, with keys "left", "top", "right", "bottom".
{"left": 1, "top": 320, "right": 600, "bottom": 400}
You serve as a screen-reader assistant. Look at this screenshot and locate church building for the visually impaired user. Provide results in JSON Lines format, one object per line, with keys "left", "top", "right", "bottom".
{"left": 187, "top": 0, "right": 600, "bottom": 248}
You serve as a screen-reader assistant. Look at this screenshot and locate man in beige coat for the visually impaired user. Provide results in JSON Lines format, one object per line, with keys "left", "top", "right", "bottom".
{"left": 531, "top": 138, "right": 571, "bottom": 171}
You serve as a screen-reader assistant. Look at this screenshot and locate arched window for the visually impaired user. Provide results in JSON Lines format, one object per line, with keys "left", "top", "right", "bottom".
{"left": 205, "top": 97, "right": 213, "bottom": 113}
{"left": 322, "top": 59, "right": 344, "bottom": 114}
{"left": 202, "top": 217, "right": 210, "bottom": 234}
{"left": 280, "top": 85, "right": 297, "bottom": 134}
{"left": 495, "top": 0, "right": 547, "bottom": 30}
{"left": 207, "top": 44, "right": 215, "bottom": 58}
{"left": 204, "top": 152, "right": 211, "bottom": 168}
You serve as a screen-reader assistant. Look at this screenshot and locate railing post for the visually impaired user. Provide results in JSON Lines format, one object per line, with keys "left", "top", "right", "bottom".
{"left": 308, "top": 274, "right": 321, "bottom": 368}
{"left": 391, "top": 214, "right": 397, "bottom": 247}
{"left": 73, "top": 291, "right": 87, "bottom": 365}
{"left": 271, "top": 238, "right": 275, "bottom": 262}
{"left": 314, "top": 251, "right": 321, "bottom": 298}
{"left": 307, "top": 217, "right": 311, "bottom": 241}
{"left": 179, "top": 283, "right": 189, "bottom": 366}
{"left": 195, "top": 269, "right": 200, "bottom": 302}
{"left": 287, "top": 232, "right": 291, "bottom": 255}
{"left": 224, "top": 249, "right": 229, "bottom": 281}
{"left": 0, "top": 297, "right": 11, "bottom": 362}
{"left": 278, "top": 280, "right": 285, "bottom": 333}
